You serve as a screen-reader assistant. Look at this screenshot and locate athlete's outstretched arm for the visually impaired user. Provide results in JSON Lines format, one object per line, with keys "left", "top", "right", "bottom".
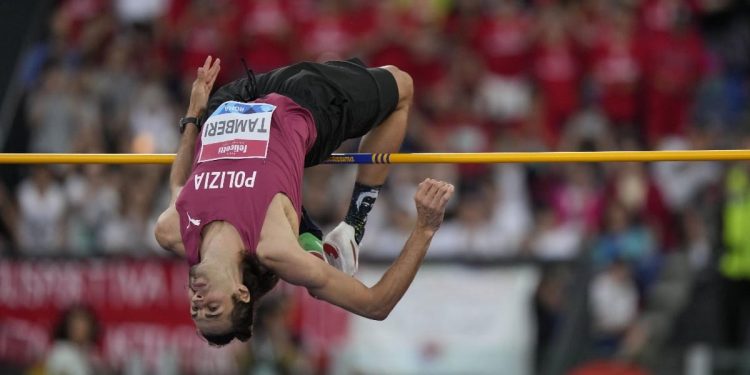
{"left": 169, "top": 56, "right": 221, "bottom": 196}
{"left": 259, "top": 179, "right": 454, "bottom": 320}
{"left": 155, "top": 56, "right": 220, "bottom": 254}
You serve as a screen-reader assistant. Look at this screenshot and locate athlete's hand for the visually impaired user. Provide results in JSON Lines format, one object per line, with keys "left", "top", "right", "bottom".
{"left": 187, "top": 55, "right": 221, "bottom": 116}
{"left": 414, "top": 178, "right": 454, "bottom": 234}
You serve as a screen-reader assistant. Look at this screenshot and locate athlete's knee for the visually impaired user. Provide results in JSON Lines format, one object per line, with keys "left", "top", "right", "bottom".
{"left": 381, "top": 65, "right": 413, "bottom": 107}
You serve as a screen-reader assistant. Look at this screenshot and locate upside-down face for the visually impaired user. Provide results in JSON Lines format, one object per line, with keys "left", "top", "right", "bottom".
{"left": 188, "top": 265, "right": 248, "bottom": 338}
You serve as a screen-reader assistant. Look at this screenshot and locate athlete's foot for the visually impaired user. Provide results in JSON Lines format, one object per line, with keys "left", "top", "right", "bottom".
{"left": 323, "top": 222, "right": 359, "bottom": 276}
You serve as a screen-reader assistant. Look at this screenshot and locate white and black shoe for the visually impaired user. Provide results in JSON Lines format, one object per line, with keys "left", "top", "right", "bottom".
{"left": 323, "top": 222, "right": 360, "bottom": 276}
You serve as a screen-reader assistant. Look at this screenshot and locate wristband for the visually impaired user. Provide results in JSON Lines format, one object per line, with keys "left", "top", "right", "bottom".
{"left": 179, "top": 117, "right": 199, "bottom": 133}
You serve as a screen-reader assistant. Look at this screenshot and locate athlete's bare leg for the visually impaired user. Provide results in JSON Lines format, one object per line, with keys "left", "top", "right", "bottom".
{"left": 355, "top": 66, "right": 413, "bottom": 186}
{"left": 323, "top": 66, "right": 414, "bottom": 273}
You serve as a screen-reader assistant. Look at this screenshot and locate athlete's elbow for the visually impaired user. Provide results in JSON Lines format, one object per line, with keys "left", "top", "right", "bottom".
{"left": 154, "top": 231, "right": 171, "bottom": 252}
{"left": 154, "top": 219, "right": 176, "bottom": 252}
{"left": 365, "top": 300, "right": 393, "bottom": 321}
{"left": 154, "top": 223, "right": 167, "bottom": 248}
{"left": 369, "top": 309, "right": 389, "bottom": 321}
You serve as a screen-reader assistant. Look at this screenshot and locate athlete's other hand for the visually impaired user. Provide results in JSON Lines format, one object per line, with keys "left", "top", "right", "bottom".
{"left": 187, "top": 55, "right": 221, "bottom": 116}
{"left": 414, "top": 178, "right": 454, "bottom": 234}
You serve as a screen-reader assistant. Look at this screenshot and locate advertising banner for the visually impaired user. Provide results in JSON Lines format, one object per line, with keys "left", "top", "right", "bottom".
{"left": 0, "top": 259, "right": 241, "bottom": 374}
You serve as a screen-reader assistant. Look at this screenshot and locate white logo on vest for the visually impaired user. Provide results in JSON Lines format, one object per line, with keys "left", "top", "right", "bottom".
{"left": 186, "top": 212, "right": 201, "bottom": 229}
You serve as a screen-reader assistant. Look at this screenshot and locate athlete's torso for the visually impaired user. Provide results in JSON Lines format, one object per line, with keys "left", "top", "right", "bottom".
{"left": 175, "top": 93, "right": 316, "bottom": 266}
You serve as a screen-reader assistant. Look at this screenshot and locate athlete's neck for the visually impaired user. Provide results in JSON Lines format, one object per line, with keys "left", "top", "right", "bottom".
{"left": 194, "top": 221, "right": 245, "bottom": 281}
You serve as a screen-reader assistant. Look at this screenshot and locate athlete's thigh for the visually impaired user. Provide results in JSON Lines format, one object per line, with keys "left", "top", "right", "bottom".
{"left": 292, "top": 61, "right": 399, "bottom": 167}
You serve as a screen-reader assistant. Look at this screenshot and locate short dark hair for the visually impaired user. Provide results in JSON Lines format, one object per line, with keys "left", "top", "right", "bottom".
{"left": 201, "top": 256, "right": 278, "bottom": 346}
{"left": 53, "top": 305, "right": 100, "bottom": 344}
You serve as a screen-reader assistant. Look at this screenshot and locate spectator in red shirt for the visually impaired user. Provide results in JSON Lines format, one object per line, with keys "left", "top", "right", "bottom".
{"left": 639, "top": 0, "right": 699, "bottom": 36}
{"left": 589, "top": 6, "right": 644, "bottom": 127}
{"left": 470, "top": 0, "right": 533, "bottom": 78}
{"left": 409, "top": 29, "right": 449, "bottom": 94}
{"left": 368, "top": 2, "right": 448, "bottom": 95}
{"left": 532, "top": 8, "right": 582, "bottom": 147}
{"left": 56, "top": 0, "right": 111, "bottom": 49}
{"left": 641, "top": 9, "right": 707, "bottom": 146}
{"left": 570, "top": 0, "right": 611, "bottom": 53}
{"left": 175, "top": 1, "right": 233, "bottom": 79}
{"left": 471, "top": 1, "right": 535, "bottom": 124}
{"left": 340, "top": 0, "right": 379, "bottom": 45}
{"left": 550, "top": 163, "right": 604, "bottom": 235}
{"left": 367, "top": 2, "right": 419, "bottom": 75}
{"left": 237, "top": 0, "right": 294, "bottom": 73}
{"left": 295, "top": 1, "right": 357, "bottom": 61}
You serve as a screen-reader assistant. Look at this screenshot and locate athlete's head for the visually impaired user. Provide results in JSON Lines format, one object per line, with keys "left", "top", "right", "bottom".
{"left": 190, "top": 254, "right": 278, "bottom": 346}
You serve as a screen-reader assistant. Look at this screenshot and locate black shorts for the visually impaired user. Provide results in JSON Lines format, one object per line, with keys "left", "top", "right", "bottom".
{"left": 203, "top": 58, "right": 399, "bottom": 167}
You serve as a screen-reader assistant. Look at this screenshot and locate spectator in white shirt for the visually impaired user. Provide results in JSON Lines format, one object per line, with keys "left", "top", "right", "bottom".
{"left": 17, "top": 167, "right": 67, "bottom": 254}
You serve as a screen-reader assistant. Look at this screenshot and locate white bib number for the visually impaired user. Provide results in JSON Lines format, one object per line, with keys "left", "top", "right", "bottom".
{"left": 198, "top": 101, "right": 276, "bottom": 163}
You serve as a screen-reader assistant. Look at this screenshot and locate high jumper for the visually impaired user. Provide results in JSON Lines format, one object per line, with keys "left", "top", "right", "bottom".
{"left": 153, "top": 56, "right": 454, "bottom": 345}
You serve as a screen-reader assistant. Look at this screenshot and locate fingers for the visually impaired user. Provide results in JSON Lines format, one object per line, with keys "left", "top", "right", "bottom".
{"left": 415, "top": 178, "right": 454, "bottom": 207}
{"left": 425, "top": 179, "right": 447, "bottom": 201}
{"left": 414, "top": 179, "right": 453, "bottom": 232}
{"left": 196, "top": 56, "right": 211, "bottom": 80}
{"left": 424, "top": 180, "right": 444, "bottom": 202}
{"left": 196, "top": 56, "right": 220, "bottom": 84}
{"left": 415, "top": 178, "right": 437, "bottom": 202}
{"left": 431, "top": 183, "right": 454, "bottom": 208}
{"left": 207, "top": 58, "right": 221, "bottom": 87}
{"left": 415, "top": 179, "right": 428, "bottom": 201}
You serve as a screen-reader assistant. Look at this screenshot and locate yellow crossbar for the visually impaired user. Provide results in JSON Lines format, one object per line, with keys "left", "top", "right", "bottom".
{"left": 0, "top": 150, "right": 748, "bottom": 165}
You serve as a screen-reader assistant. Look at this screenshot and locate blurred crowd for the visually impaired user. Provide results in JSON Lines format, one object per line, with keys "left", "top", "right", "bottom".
{"left": 0, "top": 0, "right": 749, "bottom": 373}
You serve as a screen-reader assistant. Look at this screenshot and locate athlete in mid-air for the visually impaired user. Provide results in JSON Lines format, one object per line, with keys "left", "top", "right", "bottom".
{"left": 154, "top": 56, "right": 454, "bottom": 345}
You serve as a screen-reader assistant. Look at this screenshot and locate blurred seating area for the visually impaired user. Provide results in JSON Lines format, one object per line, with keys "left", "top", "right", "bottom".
{"left": 0, "top": 0, "right": 749, "bottom": 374}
